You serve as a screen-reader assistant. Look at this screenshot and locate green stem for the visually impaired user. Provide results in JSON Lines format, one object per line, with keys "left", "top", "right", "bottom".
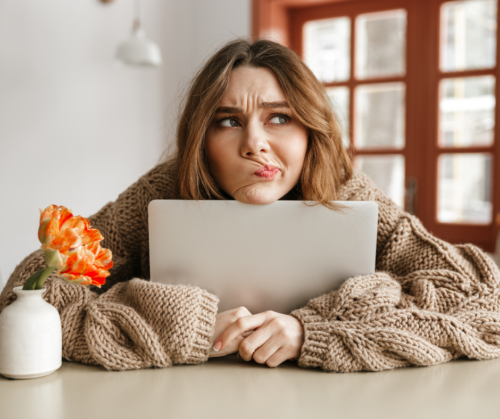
{"left": 22, "top": 267, "right": 55, "bottom": 290}
{"left": 36, "top": 267, "right": 55, "bottom": 289}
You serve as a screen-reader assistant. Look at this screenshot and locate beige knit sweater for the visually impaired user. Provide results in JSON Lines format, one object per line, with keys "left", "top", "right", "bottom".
{"left": 1, "top": 159, "right": 500, "bottom": 372}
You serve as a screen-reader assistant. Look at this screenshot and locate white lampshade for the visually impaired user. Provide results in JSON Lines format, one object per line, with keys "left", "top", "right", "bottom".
{"left": 116, "top": 25, "right": 162, "bottom": 67}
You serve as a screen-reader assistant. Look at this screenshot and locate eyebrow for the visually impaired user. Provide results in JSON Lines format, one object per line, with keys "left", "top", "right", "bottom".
{"left": 214, "top": 101, "right": 290, "bottom": 114}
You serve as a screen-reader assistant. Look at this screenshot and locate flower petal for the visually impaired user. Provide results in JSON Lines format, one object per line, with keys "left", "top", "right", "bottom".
{"left": 38, "top": 205, "right": 112, "bottom": 288}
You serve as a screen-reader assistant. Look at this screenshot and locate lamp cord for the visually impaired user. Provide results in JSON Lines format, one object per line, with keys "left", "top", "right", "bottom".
{"left": 133, "top": 0, "right": 141, "bottom": 29}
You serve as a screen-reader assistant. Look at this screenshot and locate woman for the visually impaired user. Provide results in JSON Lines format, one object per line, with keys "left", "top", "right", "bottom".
{"left": 1, "top": 39, "right": 500, "bottom": 372}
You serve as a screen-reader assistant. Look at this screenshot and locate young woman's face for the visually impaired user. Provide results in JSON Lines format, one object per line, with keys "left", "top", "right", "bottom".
{"left": 205, "top": 66, "right": 309, "bottom": 205}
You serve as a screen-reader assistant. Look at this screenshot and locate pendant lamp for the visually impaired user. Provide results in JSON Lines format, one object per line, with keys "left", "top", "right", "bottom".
{"left": 116, "top": 0, "right": 162, "bottom": 67}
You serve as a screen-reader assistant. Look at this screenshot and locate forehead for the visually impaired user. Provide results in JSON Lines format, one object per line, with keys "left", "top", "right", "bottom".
{"left": 219, "top": 66, "right": 286, "bottom": 105}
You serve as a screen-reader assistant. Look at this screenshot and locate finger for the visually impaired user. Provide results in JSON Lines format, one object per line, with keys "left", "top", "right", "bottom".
{"left": 249, "top": 336, "right": 282, "bottom": 365}
{"left": 209, "top": 335, "right": 245, "bottom": 358}
{"left": 217, "top": 306, "right": 252, "bottom": 318}
{"left": 214, "top": 312, "right": 268, "bottom": 351}
{"left": 227, "top": 306, "right": 252, "bottom": 319}
{"left": 212, "top": 308, "right": 253, "bottom": 349}
{"left": 265, "top": 347, "right": 291, "bottom": 368}
{"left": 238, "top": 326, "right": 275, "bottom": 361}
{"left": 211, "top": 331, "right": 253, "bottom": 355}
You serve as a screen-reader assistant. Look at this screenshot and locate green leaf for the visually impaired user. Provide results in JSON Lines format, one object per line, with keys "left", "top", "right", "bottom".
{"left": 22, "top": 267, "right": 55, "bottom": 290}
{"left": 22, "top": 269, "right": 45, "bottom": 290}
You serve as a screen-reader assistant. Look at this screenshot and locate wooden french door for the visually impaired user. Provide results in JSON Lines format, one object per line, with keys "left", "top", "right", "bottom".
{"left": 276, "top": 0, "right": 500, "bottom": 252}
{"left": 423, "top": 0, "right": 499, "bottom": 251}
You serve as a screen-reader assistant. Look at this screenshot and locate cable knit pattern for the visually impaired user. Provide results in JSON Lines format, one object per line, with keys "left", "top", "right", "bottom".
{"left": 291, "top": 170, "right": 500, "bottom": 372}
{"left": 1, "top": 158, "right": 499, "bottom": 372}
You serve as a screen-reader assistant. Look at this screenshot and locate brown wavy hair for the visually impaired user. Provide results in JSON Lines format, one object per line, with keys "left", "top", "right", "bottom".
{"left": 172, "top": 38, "right": 353, "bottom": 209}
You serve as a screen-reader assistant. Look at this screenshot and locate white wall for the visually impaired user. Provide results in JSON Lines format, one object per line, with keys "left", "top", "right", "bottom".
{"left": 0, "top": 0, "right": 250, "bottom": 290}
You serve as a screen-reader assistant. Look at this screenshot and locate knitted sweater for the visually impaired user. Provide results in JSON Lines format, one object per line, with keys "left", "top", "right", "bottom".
{"left": 1, "top": 159, "right": 500, "bottom": 372}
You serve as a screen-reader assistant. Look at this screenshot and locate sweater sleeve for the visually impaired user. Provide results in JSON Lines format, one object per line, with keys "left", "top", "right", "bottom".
{"left": 290, "top": 171, "right": 500, "bottom": 372}
{"left": 0, "top": 161, "right": 218, "bottom": 371}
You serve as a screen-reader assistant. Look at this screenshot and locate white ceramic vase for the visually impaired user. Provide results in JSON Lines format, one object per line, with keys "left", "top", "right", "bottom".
{"left": 0, "top": 286, "right": 62, "bottom": 379}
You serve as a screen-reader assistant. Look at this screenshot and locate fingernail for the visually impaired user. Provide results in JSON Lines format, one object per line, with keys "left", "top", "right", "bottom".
{"left": 213, "top": 341, "right": 222, "bottom": 351}
{"left": 237, "top": 353, "right": 241, "bottom": 359}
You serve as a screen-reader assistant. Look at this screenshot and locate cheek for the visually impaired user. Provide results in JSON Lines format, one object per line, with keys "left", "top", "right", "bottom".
{"left": 279, "top": 129, "right": 308, "bottom": 169}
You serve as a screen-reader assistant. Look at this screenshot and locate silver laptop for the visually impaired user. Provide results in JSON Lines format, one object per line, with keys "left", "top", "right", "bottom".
{"left": 148, "top": 200, "right": 378, "bottom": 314}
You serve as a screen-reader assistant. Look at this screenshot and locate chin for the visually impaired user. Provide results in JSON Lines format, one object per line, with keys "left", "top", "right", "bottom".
{"left": 234, "top": 188, "right": 282, "bottom": 205}
{"left": 242, "top": 197, "right": 278, "bottom": 205}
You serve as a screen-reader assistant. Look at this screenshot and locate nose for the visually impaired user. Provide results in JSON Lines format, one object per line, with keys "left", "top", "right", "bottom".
{"left": 240, "top": 119, "right": 270, "bottom": 157}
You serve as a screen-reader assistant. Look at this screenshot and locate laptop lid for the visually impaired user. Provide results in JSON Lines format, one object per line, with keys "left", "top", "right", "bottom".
{"left": 149, "top": 200, "right": 378, "bottom": 314}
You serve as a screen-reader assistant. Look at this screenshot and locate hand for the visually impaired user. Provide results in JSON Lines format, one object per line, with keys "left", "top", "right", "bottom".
{"left": 213, "top": 311, "right": 305, "bottom": 367}
{"left": 209, "top": 307, "right": 254, "bottom": 358}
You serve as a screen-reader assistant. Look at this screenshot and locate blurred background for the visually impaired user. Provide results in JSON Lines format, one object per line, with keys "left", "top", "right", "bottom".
{"left": 0, "top": 0, "right": 499, "bottom": 290}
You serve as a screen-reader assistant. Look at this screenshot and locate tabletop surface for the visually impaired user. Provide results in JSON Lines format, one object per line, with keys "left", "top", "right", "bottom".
{"left": 1, "top": 355, "right": 500, "bottom": 419}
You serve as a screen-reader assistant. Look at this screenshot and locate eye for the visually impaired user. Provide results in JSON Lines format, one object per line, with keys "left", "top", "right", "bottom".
{"left": 269, "top": 115, "right": 289, "bottom": 125}
{"left": 219, "top": 117, "right": 240, "bottom": 128}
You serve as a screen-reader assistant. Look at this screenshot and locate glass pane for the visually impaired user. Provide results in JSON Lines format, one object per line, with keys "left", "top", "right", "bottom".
{"left": 438, "top": 153, "right": 492, "bottom": 224}
{"left": 355, "top": 82, "right": 405, "bottom": 149}
{"left": 355, "top": 9, "right": 406, "bottom": 79}
{"left": 304, "top": 17, "right": 351, "bottom": 83}
{"left": 441, "top": 0, "right": 497, "bottom": 72}
{"left": 439, "top": 76, "right": 495, "bottom": 147}
{"left": 356, "top": 155, "right": 405, "bottom": 207}
{"left": 326, "top": 86, "right": 350, "bottom": 148}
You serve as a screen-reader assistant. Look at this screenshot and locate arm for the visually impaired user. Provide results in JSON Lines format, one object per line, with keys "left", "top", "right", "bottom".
{"left": 0, "top": 160, "right": 219, "bottom": 371}
{"left": 290, "top": 172, "right": 500, "bottom": 372}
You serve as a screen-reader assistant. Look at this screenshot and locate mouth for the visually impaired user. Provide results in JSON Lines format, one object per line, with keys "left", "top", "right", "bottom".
{"left": 254, "top": 164, "right": 280, "bottom": 180}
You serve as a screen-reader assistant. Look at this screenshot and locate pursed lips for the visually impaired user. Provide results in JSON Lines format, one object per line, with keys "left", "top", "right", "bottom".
{"left": 254, "top": 164, "right": 280, "bottom": 180}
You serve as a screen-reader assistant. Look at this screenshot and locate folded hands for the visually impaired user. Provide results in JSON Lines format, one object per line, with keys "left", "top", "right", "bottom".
{"left": 209, "top": 307, "right": 305, "bottom": 368}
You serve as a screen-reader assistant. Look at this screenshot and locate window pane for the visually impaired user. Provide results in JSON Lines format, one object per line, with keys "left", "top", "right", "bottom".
{"left": 355, "top": 9, "right": 406, "bottom": 79}
{"left": 355, "top": 82, "right": 405, "bottom": 149}
{"left": 304, "top": 17, "right": 351, "bottom": 83}
{"left": 441, "top": 0, "right": 497, "bottom": 72}
{"left": 356, "top": 155, "right": 405, "bottom": 207}
{"left": 439, "top": 76, "right": 495, "bottom": 147}
{"left": 438, "top": 153, "right": 492, "bottom": 224}
{"left": 326, "top": 86, "right": 350, "bottom": 148}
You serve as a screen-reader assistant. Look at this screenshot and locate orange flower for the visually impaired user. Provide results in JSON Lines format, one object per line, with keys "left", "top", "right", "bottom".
{"left": 39, "top": 205, "right": 103, "bottom": 253}
{"left": 37, "top": 205, "right": 113, "bottom": 288}
{"left": 60, "top": 242, "right": 112, "bottom": 287}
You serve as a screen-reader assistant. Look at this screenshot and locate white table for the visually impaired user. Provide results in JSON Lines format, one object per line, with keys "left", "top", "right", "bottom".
{"left": 1, "top": 355, "right": 500, "bottom": 419}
